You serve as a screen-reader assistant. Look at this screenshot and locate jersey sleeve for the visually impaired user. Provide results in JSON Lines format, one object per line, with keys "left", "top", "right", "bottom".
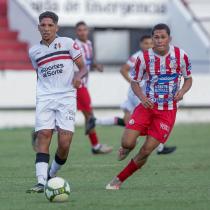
{"left": 130, "top": 55, "right": 146, "bottom": 82}
{"left": 28, "top": 48, "right": 38, "bottom": 70}
{"left": 181, "top": 53, "right": 192, "bottom": 78}
{"left": 69, "top": 39, "right": 82, "bottom": 61}
{"left": 126, "top": 55, "right": 136, "bottom": 68}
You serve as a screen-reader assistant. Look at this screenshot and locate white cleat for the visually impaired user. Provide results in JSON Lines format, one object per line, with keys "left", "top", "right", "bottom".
{"left": 106, "top": 183, "right": 120, "bottom": 190}
{"left": 105, "top": 177, "right": 122, "bottom": 190}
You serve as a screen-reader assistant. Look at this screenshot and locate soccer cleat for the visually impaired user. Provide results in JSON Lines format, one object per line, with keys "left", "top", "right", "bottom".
{"left": 106, "top": 177, "right": 122, "bottom": 190}
{"left": 31, "top": 130, "right": 38, "bottom": 151}
{"left": 118, "top": 147, "right": 131, "bottom": 161}
{"left": 85, "top": 116, "right": 96, "bottom": 135}
{"left": 92, "top": 144, "right": 113, "bottom": 154}
{"left": 157, "top": 146, "right": 177, "bottom": 155}
{"left": 26, "top": 183, "right": 44, "bottom": 193}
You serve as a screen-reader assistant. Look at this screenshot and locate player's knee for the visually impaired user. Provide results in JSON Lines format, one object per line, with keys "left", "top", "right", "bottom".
{"left": 121, "top": 135, "right": 135, "bottom": 150}
{"left": 38, "top": 130, "right": 52, "bottom": 140}
{"left": 59, "top": 140, "right": 70, "bottom": 151}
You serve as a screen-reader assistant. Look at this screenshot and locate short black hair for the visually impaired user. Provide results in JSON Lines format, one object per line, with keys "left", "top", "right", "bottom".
{"left": 152, "top": 23, "right": 170, "bottom": 36}
{"left": 140, "top": 35, "right": 151, "bottom": 43}
{"left": 39, "top": 11, "right": 58, "bottom": 24}
{"left": 75, "top": 21, "right": 87, "bottom": 28}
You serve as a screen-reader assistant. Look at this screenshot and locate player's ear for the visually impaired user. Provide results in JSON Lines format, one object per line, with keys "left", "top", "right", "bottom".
{"left": 169, "top": 36, "right": 172, "bottom": 42}
{"left": 56, "top": 24, "right": 59, "bottom": 33}
{"left": 38, "top": 24, "right": 41, "bottom": 32}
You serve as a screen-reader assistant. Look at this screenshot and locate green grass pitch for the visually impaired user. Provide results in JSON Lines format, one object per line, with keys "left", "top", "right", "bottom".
{"left": 0, "top": 123, "right": 210, "bottom": 210}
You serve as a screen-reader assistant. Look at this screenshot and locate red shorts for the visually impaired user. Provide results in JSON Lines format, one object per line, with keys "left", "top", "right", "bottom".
{"left": 126, "top": 104, "right": 177, "bottom": 143}
{"left": 77, "top": 86, "right": 92, "bottom": 112}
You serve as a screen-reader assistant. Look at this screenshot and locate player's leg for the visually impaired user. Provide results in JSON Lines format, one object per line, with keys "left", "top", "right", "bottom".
{"left": 77, "top": 86, "right": 112, "bottom": 154}
{"left": 31, "top": 130, "right": 38, "bottom": 151}
{"left": 35, "top": 129, "right": 53, "bottom": 182}
{"left": 118, "top": 104, "right": 149, "bottom": 161}
{"left": 106, "top": 135, "right": 160, "bottom": 190}
{"left": 106, "top": 109, "right": 177, "bottom": 189}
{"left": 26, "top": 129, "right": 53, "bottom": 193}
{"left": 95, "top": 116, "right": 125, "bottom": 126}
{"left": 156, "top": 143, "right": 177, "bottom": 155}
{"left": 27, "top": 99, "right": 55, "bottom": 193}
{"left": 90, "top": 98, "right": 133, "bottom": 128}
{"left": 83, "top": 110, "right": 113, "bottom": 154}
{"left": 49, "top": 128, "right": 73, "bottom": 178}
{"left": 118, "top": 128, "right": 139, "bottom": 161}
{"left": 48, "top": 96, "right": 76, "bottom": 178}
{"left": 123, "top": 110, "right": 131, "bottom": 125}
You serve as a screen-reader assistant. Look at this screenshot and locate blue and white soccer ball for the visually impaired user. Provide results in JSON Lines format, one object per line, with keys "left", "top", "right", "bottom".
{"left": 44, "top": 177, "right": 70, "bottom": 202}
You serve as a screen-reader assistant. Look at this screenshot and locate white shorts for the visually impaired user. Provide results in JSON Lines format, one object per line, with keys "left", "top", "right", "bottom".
{"left": 35, "top": 96, "right": 76, "bottom": 132}
{"left": 120, "top": 87, "right": 140, "bottom": 113}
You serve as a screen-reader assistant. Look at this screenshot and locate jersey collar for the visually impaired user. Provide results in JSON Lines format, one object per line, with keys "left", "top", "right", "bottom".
{"left": 40, "top": 35, "right": 59, "bottom": 46}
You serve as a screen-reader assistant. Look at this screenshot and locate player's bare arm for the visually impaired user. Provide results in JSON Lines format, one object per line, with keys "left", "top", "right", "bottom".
{"left": 92, "top": 63, "right": 103, "bottom": 72}
{"left": 73, "top": 56, "right": 88, "bottom": 88}
{"left": 174, "top": 77, "right": 193, "bottom": 101}
{"left": 131, "top": 80, "right": 153, "bottom": 109}
{"left": 120, "top": 64, "right": 131, "bottom": 83}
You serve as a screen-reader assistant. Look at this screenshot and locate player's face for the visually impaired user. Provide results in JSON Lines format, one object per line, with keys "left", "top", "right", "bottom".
{"left": 140, "top": 38, "right": 153, "bottom": 51}
{"left": 38, "top": 18, "right": 58, "bottom": 43}
{"left": 76, "top": 24, "right": 89, "bottom": 42}
{"left": 152, "top": 29, "right": 171, "bottom": 55}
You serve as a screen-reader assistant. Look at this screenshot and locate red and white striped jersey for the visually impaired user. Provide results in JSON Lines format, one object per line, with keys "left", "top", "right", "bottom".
{"left": 29, "top": 37, "right": 82, "bottom": 99}
{"left": 132, "top": 45, "right": 192, "bottom": 110}
{"left": 126, "top": 50, "right": 142, "bottom": 68}
{"left": 75, "top": 39, "right": 93, "bottom": 87}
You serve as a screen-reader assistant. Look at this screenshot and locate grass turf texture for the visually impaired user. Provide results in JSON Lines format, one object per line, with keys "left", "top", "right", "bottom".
{"left": 0, "top": 123, "right": 209, "bottom": 210}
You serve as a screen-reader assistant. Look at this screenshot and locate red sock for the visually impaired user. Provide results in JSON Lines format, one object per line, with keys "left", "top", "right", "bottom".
{"left": 88, "top": 132, "right": 99, "bottom": 147}
{"left": 117, "top": 159, "right": 139, "bottom": 182}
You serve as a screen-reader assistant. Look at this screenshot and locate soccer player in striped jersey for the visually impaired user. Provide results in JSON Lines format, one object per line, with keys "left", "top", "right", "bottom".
{"left": 27, "top": 11, "right": 87, "bottom": 193}
{"left": 75, "top": 21, "right": 112, "bottom": 154}
{"left": 106, "top": 23, "right": 192, "bottom": 190}
{"left": 95, "top": 35, "right": 176, "bottom": 155}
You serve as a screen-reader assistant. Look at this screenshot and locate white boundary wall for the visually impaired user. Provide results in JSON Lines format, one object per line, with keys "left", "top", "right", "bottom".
{"left": 0, "top": 71, "right": 209, "bottom": 108}
{"left": 1, "top": 109, "right": 210, "bottom": 128}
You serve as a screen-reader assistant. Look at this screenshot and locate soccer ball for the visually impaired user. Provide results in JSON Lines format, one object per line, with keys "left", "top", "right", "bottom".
{"left": 44, "top": 177, "right": 70, "bottom": 202}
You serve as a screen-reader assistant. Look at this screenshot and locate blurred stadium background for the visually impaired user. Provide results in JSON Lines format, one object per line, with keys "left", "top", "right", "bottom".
{"left": 0, "top": 0, "right": 210, "bottom": 127}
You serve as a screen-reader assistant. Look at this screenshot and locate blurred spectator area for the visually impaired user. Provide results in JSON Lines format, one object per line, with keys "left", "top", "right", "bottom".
{"left": 182, "top": 0, "right": 210, "bottom": 38}
{"left": 0, "top": 0, "right": 32, "bottom": 70}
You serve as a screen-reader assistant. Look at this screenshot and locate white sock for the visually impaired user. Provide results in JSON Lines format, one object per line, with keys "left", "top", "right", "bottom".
{"left": 93, "top": 143, "right": 101, "bottom": 150}
{"left": 157, "top": 143, "right": 164, "bottom": 152}
{"left": 49, "top": 160, "right": 62, "bottom": 178}
{"left": 36, "top": 162, "right": 48, "bottom": 185}
{"left": 96, "top": 117, "right": 116, "bottom": 125}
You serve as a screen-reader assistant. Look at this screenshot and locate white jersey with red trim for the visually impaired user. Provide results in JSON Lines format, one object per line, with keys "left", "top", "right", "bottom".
{"left": 29, "top": 37, "right": 81, "bottom": 99}
{"left": 75, "top": 39, "right": 93, "bottom": 87}
{"left": 132, "top": 45, "right": 192, "bottom": 110}
{"left": 124, "top": 50, "right": 145, "bottom": 112}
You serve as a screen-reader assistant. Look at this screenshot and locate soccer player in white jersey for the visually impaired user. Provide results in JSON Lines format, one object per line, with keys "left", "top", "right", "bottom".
{"left": 95, "top": 35, "right": 176, "bottom": 155}
{"left": 74, "top": 21, "right": 112, "bottom": 154}
{"left": 106, "top": 23, "right": 193, "bottom": 190}
{"left": 27, "top": 11, "right": 87, "bottom": 193}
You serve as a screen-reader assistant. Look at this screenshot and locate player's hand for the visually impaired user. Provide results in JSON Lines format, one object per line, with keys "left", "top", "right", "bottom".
{"left": 141, "top": 96, "right": 154, "bottom": 109}
{"left": 174, "top": 89, "right": 185, "bottom": 101}
{"left": 95, "top": 64, "right": 103, "bottom": 72}
{"left": 73, "top": 73, "right": 81, "bottom": 88}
